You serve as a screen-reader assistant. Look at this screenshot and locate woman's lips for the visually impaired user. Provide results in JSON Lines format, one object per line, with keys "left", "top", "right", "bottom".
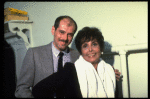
{"left": 87, "top": 53, "right": 96, "bottom": 57}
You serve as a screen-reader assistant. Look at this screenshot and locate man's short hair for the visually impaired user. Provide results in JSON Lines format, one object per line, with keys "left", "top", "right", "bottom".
{"left": 54, "top": 15, "right": 78, "bottom": 34}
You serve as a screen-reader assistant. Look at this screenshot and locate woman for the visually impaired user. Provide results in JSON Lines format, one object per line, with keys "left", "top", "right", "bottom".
{"left": 74, "top": 27, "right": 116, "bottom": 97}
{"left": 32, "top": 27, "right": 116, "bottom": 98}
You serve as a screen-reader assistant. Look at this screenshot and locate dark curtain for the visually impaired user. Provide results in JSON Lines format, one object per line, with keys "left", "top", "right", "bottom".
{"left": 2, "top": 40, "right": 16, "bottom": 98}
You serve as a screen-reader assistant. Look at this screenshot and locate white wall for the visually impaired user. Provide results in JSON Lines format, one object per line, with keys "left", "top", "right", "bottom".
{"left": 4, "top": 2, "right": 148, "bottom": 98}
{"left": 128, "top": 52, "right": 148, "bottom": 97}
{"left": 4, "top": 2, "right": 147, "bottom": 47}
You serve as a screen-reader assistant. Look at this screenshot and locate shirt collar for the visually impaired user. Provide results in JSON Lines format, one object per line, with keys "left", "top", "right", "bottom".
{"left": 52, "top": 41, "right": 69, "bottom": 57}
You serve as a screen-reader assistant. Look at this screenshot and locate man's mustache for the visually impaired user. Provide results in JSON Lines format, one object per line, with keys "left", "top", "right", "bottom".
{"left": 59, "top": 39, "right": 68, "bottom": 43}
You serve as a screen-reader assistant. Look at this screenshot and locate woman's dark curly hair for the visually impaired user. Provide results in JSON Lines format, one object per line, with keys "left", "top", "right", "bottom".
{"left": 75, "top": 27, "right": 104, "bottom": 54}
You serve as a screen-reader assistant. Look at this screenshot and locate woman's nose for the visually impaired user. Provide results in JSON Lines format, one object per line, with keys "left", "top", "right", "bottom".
{"left": 89, "top": 46, "right": 93, "bottom": 52}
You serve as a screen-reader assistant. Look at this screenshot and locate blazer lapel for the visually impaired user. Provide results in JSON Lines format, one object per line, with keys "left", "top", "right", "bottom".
{"left": 45, "top": 42, "right": 54, "bottom": 74}
{"left": 40, "top": 42, "right": 54, "bottom": 76}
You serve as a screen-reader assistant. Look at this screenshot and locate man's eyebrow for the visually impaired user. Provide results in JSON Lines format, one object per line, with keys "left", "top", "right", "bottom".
{"left": 68, "top": 33, "right": 74, "bottom": 36}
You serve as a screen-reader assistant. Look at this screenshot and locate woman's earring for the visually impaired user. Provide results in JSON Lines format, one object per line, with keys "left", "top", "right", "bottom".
{"left": 101, "top": 52, "right": 103, "bottom": 54}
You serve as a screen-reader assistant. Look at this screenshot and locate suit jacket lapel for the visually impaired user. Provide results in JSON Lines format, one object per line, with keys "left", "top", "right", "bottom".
{"left": 45, "top": 42, "right": 54, "bottom": 74}
{"left": 40, "top": 42, "right": 54, "bottom": 76}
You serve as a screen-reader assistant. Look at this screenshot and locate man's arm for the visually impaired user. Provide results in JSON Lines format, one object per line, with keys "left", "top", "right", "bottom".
{"left": 15, "top": 48, "right": 35, "bottom": 98}
{"left": 112, "top": 66, "right": 121, "bottom": 81}
{"left": 114, "top": 69, "right": 121, "bottom": 81}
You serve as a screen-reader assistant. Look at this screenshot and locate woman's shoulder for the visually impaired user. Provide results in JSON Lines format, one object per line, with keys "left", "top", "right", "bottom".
{"left": 102, "top": 60, "right": 114, "bottom": 74}
{"left": 105, "top": 63, "right": 114, "bottom": 71}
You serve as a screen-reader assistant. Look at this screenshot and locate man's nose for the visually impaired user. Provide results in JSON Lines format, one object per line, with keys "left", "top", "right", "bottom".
{"left": 62, "top": 34, "right": 68, "bottom": 41}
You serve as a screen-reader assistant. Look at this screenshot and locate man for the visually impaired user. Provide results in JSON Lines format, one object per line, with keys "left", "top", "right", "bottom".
{"left": 15, "top": 15, "right": 121, "bottom": 98}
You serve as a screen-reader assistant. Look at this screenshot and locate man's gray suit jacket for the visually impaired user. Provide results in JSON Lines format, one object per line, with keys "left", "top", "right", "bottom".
{"left": 15, "top": 42, "right": 80, "bottom": 98}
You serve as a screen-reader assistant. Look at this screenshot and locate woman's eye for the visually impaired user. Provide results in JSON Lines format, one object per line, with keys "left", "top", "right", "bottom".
{"left": 82, "top": 44, "right": 88, "bottom": 48}
{"left": 92, "top": 43, "right": 98, "bottom": 46}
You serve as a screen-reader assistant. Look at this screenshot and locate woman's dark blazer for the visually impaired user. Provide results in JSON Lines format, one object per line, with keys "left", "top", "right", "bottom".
{"left": 32, "top": 62, "right": 82, "bottom": 98}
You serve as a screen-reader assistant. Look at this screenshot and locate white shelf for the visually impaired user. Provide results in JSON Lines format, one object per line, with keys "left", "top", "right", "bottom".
{"left": 4, "top": 20, "right": 33, "bottom": 49}
{"left": 4, "top": 20, "right": 33, "bottom": 24}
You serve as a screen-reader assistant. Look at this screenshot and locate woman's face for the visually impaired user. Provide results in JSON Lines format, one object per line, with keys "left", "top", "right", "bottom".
{"left": 81, "top": 39, "right": 102, "bottom": 66}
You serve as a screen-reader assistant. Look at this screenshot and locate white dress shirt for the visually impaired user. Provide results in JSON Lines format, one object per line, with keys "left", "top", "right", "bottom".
{"left": 52, "top": 42, "right": 71, "bottom": 73}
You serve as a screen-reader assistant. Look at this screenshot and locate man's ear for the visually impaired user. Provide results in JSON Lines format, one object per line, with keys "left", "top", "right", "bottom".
{"left": 51, "top": 26, "right": 55, "bottom": 35}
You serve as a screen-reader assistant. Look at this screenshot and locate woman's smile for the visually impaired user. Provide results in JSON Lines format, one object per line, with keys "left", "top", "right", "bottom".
{"left": 87, "top": 53, "right": 96, "bottom": 57}
{"left": 81, "top": 40, "right": 101, "bottom": 67}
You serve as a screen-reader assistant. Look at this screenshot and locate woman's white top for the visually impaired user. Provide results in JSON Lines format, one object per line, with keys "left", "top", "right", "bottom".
{"left": 74, "top": 55, "right": 116, "bottom": 98}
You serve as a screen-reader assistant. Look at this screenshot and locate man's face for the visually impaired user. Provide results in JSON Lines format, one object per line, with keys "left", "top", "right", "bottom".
{"left": 51, "top": 18, "right": 75, "bottom": 51}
